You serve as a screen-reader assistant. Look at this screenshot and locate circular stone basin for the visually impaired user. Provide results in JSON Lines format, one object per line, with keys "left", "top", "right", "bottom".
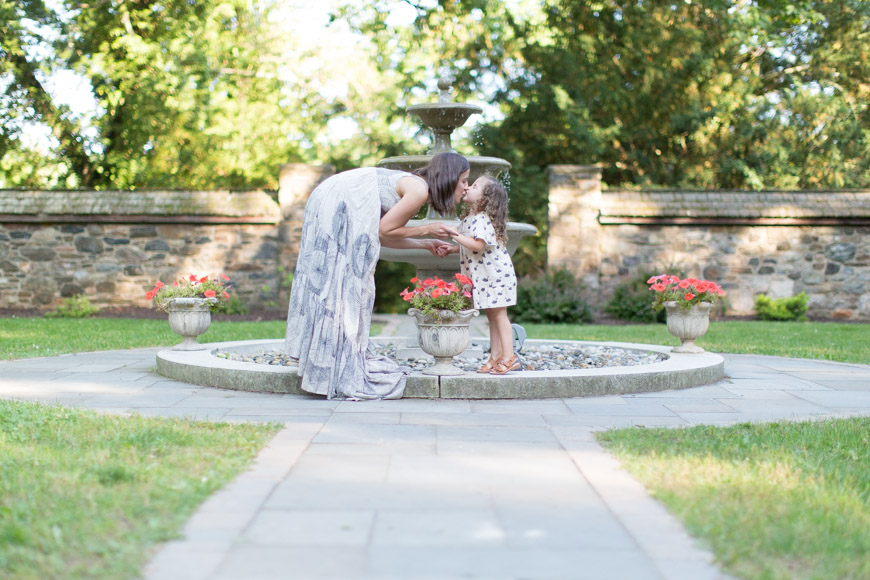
{"left": 156, "top": 337, "right": 724, "bottom": 400}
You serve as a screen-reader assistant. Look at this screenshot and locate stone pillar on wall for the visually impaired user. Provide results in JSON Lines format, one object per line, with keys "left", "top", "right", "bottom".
{"left": 277, "top": 163, "right": 335, "bottom": 285}
{"left": 546, "top": 165, "right": 603, "bottom": 306}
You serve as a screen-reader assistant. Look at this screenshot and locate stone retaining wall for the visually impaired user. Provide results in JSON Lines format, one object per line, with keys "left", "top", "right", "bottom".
{"left": 0, "top": 192, "right": 281, "bottom": 310}
{"left": 0, "top": 165, "right": 335, "bottom": 312}
{"left": 548, "top": 166, "right": 870, "bottom": 320}
{"left": 3, "top": 163, "right": 868, "bottom": 320}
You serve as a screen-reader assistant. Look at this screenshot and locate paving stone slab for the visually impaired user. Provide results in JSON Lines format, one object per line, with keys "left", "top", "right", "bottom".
{"left": 400, "top": 411, "right": 548, "bottom": 427}
{"left": 366, "top": 547, "right": 660, "bottom": 580}
{"left": 243, "top": 509, "right": 375, "bottom": 547}
{"left": 791, "top": 390, "right": 870, "bottom": 408}
{"left": 266, "top": 481, "right": 493, "bottom": 511}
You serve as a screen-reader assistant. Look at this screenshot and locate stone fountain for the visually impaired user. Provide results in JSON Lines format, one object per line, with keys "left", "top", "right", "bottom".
{"left": 154, "top": 72, "right": 725, "bottom": 398}
{"left": 377, "top": 74, "right": 537, "bottom": 281}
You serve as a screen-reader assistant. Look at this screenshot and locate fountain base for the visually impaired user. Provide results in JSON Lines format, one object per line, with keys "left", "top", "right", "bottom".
{"left": 156, "top": 337, "right": 724, "bottom": 400}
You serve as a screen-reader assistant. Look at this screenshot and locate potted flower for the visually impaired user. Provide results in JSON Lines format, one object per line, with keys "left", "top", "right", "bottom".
{"left": 648, "top": 274, "right": 726, "bottom": 353}
{"left": 146, "top": 274, "right": 232, "bottom": 351}
{"left": 400, "top": 274, "right": 479, "bottom": 375}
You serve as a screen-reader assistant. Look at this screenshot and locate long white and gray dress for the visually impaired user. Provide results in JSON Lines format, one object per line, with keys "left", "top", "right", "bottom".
{"left": 285, "top": 167, "right": 418, "bottom": 400}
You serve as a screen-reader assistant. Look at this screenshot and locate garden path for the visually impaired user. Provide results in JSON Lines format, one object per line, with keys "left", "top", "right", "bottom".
{"left": 1, "top": 316, "right": 868, "bottom": 580}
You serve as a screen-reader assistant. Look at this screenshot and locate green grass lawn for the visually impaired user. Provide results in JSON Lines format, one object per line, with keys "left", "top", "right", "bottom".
{"left": 0, "top": 316, "right": 866, "bottom": 363}
{"left": 599, "top": 418, "right": 870, "bottom": 580}
{"left": 524, "top": 320, "right": 870, "bottom": 365}
{"left": 0, "top": 318, "right": 383, "bottom": 361}
{"left": 0, "top": 400, "right": 280, "bottom": 580}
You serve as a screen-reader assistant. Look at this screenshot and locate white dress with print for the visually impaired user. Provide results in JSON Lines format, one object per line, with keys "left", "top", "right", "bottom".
{"left": 458, "top": 213, "right": 517, "bottom": 309}
{"left": 285, "top": 167, "right": 415, "bottom": 400}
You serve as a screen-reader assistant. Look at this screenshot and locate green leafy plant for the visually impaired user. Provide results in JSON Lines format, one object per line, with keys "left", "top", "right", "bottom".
{"left": 648, "top": 274, "right": 726, "bottom": 310}
{"left": 213, "top": 294, "right": 249, "bottom": 315}
{"left": 513, "top": 268, "right": 593, "bottom": 324}
{"left": 605, "top": 271, "right": 666, "bottom": 323}
{"left": 400, "top": 274, "right": 474, "bottom": 320}
{"left": 44, "top": 294, "right": 100, "bottom": 318}
{"left": 754, "top": 292, "right": 809, "bottom": 321}
{"left": 146, "top": 274, "right": 233, "bottom": 312}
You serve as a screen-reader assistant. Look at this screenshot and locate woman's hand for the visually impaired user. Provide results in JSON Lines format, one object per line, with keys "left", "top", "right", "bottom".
{"left": 426, "top": 222, "right": 459, "bottom": 239}
{"left": 426, "top": 240, "right": 454, "bottom": 256}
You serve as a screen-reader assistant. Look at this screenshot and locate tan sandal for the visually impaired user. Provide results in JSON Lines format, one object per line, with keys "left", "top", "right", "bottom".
{"left": 490, "top": 354, "right": 521, "bottom": 375}
{"left": 478, "top": 358, "right": 497, "bottom": 373}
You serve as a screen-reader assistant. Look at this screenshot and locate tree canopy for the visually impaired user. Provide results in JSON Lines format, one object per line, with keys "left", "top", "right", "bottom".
{"left": 2, "top": 0, "right": 868, "bottom": 193}
{"left": 0, "top": 0, "right": 410, "bottom": 189}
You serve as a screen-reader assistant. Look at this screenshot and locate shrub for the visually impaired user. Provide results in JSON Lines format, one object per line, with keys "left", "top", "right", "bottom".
{"left": 45, "top": 294, "right": 99, "bottom": 318}
{"left": 512, "top": 268, "right": 593, "bottom": 324}
{"left": 604, "top": 271, "right": 666, "bottom": 323}
{"left": 754, "top": 292, "right": 809, "bottom": 321}
{"left": 214, "top": 295, "right": 250, "bottom": 315}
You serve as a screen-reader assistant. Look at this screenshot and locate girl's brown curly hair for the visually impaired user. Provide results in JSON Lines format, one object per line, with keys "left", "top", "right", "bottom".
{"left": 460, "top": 176, "right": 509, "bottom": 246}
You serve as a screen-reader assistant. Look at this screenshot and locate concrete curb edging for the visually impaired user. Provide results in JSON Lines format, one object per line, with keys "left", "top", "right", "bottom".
{"left": 156, "top": 338, "right": 724, "bottom": 399}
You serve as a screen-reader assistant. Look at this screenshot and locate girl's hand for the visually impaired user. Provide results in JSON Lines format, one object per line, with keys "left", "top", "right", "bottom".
{"left": 427, "top": 240, "right": 454, "bottom": 256}
{"left": 426, "top": 222, "right": 459, "bottom": 239}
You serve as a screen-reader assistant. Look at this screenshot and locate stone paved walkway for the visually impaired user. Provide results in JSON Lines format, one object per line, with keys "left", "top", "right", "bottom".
{"left": 2, "top": 321, "right": 869, "bottom": 579}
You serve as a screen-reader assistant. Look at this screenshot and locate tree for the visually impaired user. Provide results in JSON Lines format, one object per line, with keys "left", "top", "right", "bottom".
{"left": 337, "top": 0, "right": 870, "bottom": 190}
{"left": 1, "top": 1, "right": 328, "bottom": 189}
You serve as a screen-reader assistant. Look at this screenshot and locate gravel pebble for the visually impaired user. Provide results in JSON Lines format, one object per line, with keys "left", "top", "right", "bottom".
{"left": 216, "top": 343, "right": 665, "bottom": 372}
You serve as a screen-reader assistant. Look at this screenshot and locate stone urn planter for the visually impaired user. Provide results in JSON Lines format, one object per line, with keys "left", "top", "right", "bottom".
{"left": 664, "top": 301, "right": 713, "bottom": 354}
{"left": 165, "top": 297, "right": 218, "bottom": 351}
{"left": 408, "top": 308, "right": 479, "bottom": 375}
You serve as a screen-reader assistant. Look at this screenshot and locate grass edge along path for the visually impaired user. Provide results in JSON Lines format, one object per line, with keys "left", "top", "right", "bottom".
{"left": 598, "top": 417, "right": 870, "bottom": 580}
{"left": 0, "top": 400, "right": 281, "bottom": 580}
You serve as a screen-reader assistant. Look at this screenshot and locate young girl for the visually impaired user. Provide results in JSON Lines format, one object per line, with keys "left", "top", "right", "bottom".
{"left": 447, "top": 175, "right": 521, "bottom": 375}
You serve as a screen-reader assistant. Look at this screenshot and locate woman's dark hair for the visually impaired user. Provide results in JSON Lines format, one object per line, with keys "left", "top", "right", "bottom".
{"left": 460, "top": 176, "right": 509, "bottom": 245}
{"left": 413, "top": 152, "right": 470, "bottom": 216}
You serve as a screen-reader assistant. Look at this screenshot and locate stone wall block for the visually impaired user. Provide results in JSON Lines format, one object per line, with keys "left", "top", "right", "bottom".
{"left": 75, "top": 236, "right": 104, "bottom": 253}
{"left": 825, "top": 243, "right": 857, "bottom": 262}
{"left": 20, "top": 247, "right": 57, "bottom": 261}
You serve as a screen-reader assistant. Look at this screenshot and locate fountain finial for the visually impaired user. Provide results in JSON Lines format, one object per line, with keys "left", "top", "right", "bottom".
{"left": 437, "top": 71, "right": 454, "bottom": 103}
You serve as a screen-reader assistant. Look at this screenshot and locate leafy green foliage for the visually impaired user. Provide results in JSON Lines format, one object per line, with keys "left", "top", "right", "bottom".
{"left": 44, "top": 294, "right": 99, "bottom": 318}
{"left": 513, "top": 268, "right": 592, "bottom": 324}
{"left": 340, "top": 0, "right": 870, "bottom": 196}
{"left": 213, "top": 295, "right": 249, "bottom": 316}
{"left": 754, "top": 292, "right": 810, "bottom": 321}
{"left": 1, "top": 1, "right": 319, "bottom": 189}
{"left": 604, "top": 271, "right": 665, "bottom": 323}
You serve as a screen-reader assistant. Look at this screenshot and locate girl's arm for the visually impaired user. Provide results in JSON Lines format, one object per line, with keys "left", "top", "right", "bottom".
{"left": 451, "top": 232, "right": 486, "bottom": 253}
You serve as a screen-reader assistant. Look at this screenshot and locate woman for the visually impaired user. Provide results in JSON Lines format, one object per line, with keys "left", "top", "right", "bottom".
{"left": 285, "top": 151, "right": 470, "bottom": 400}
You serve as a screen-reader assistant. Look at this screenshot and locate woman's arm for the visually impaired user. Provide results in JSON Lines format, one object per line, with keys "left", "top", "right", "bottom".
{"left": 381, "top": 237, "right": 454, "bottom": 256}
{"left": 379, "top": 178, "right": 458, "bottom": 241}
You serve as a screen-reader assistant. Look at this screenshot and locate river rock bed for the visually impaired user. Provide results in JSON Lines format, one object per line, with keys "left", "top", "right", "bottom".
{"left": 216, "top": 343, "right": 666, "bottom": 372}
